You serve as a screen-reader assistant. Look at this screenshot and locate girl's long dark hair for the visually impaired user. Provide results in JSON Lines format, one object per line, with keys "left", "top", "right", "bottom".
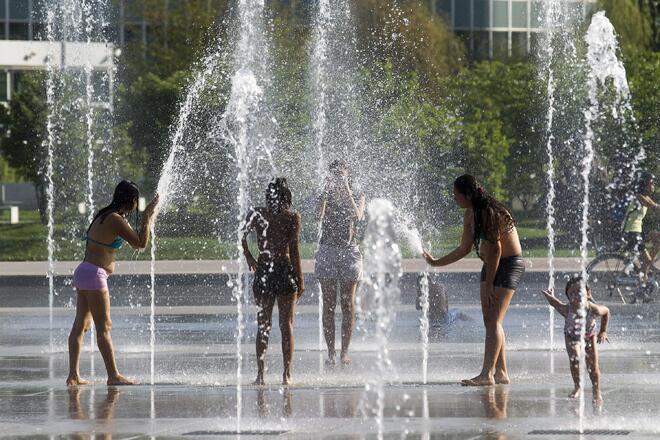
{"left": 454, "top": 174, "right": 515, "bottom": 255}
{"left": 86, "top": 180, "right": 140, "bottom": 233}
{"left": 266, "top": 177, "right": 292, "bottom": 213}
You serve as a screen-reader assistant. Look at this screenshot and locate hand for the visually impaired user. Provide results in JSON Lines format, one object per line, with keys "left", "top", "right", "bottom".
{"left": 144, "top": 194, "right": 160, "bottom": 217}
{"left": 542, "top": 288, "right": 555, "bottom": 298}
{"left": 245, "top": 254, "right": 257, "bottom": 272}
{"left": 422, "top": 249, "right": 436, "bottom": 266}
{"left": 485, "top": 285, "right": 497, "bottom": 308}
{"left": 597, "top": 331, "right": 609, "bottom": 344}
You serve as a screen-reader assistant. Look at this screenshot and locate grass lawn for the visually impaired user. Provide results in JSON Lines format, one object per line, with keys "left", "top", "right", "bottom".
{"left": 0, "top": 210, "right": 586, "bottom": 261}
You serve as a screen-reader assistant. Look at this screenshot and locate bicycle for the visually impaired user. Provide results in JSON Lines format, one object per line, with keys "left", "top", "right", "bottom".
{"left": 586, "top": 241, "right": 659, "bottom": 304}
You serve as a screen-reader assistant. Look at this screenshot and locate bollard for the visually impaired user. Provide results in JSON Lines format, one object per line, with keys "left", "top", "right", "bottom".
{"left": 10, "top": 206, "right": 19, "bottom": 224}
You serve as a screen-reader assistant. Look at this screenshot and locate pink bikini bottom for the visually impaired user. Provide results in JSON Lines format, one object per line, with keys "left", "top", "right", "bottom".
{"left": 73, "top": 261, "right": 109, "bottom": 291}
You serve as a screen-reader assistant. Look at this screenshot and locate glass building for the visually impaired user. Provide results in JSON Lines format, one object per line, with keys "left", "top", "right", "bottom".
{"left": 430, "top": 0, "right": 599, "bottom": 59}
{"left": 0, "top": 0, "right": 114, "bottom": 104}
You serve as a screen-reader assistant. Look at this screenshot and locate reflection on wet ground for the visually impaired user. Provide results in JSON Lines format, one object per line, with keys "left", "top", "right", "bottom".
{"left": 1, "top": 304, "right": 660, "bottom": 438}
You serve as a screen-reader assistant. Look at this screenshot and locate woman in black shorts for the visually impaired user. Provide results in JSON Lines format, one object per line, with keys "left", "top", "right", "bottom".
{"left": 423, "top": 174, "right": 524, "bottom": 386}
{"left": 242, "top": 178, "right": 304, "bottom": 385}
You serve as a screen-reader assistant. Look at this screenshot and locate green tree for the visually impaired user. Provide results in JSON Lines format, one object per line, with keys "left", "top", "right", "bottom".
{"left": 118, "top": 0, "right": 229, "bottom": 80}
{"left": 115, "top": 71, "right": 188, "bottom": 190}
{"left": 599, "top": 0, "right": 653, "bottom": 53}
{"left": 0, "top": 73, "right": 47, "bottom": 189}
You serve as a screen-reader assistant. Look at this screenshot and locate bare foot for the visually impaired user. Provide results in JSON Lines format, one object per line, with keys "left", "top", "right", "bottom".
{"left": 461, "top": 375, "right": 494, "bottom": 386}
{"left": 325, "top": 356, "right": 336, "bottom": 368}
{"left": 340, "top": 354, "right": 352, "bottom": 367}
{"left": 568, "top": 387, "right": 581, "bottom": 399}
{"left": 282, "top": 373, "right": 292, "bottom": 386}
{"left": 107, "top": 374, "right": 139, "bottom": 386}
{"left": 66, "top": 375, "right": 90, "bottom": 386}
{"left": 592, "top": 387, "right": 603, "bottom": 405}
{"left": 494, "top": 373, "right": 510, "bottom": 385}
{"left": 253, "top": 376, "right": 265, "bottom": 386}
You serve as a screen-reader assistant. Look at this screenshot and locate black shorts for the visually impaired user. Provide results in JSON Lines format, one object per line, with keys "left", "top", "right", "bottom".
{"left": 623, "top": 232, "right": 645, "bottom": 254}
{"left": 253, "top": 260, "right": 298, "bottom": 297}
{"left": 480, "top": 256, "right": 525, "bottom": 290}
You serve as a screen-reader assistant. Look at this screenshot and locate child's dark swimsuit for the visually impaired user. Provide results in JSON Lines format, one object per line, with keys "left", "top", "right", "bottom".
{"left": 253, "top": 256, "right": 298, "bottom": 297}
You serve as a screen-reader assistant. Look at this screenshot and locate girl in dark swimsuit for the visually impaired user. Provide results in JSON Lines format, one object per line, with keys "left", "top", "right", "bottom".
{"left": 423, "top": 174, "right": 524, "bottom": 386}
{"left": 242, "top": 178, "right": 304, "bottom": 385}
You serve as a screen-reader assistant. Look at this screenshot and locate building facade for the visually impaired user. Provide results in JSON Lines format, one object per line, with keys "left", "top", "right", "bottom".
{"left": 0, "top": 0, "right": 114, "bottom": 104}
{"left": 430, "top": 0, "right": 598, "bottom": 59}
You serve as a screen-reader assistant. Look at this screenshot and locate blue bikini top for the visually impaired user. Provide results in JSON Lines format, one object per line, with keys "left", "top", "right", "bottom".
{"left": 86, "top": 235, "right": 124, "bottom": 249}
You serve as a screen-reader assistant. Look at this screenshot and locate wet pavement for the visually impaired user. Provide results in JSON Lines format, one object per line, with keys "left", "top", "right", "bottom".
{"left": 2, "top": 293, "right": 660, "bottom": 438}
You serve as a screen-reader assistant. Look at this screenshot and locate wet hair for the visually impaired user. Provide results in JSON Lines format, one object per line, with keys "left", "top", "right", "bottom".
{"left": 266, "top": 177, "right": 292, "bottom": 213}
{"left": 453, "top": 174, "right": 515, "bottom": 254}
{"left": 87, "top": 180, "right": 139, "bottom": 232}
{"left": 635, "top": 171, "right": 655, "bottom": 196}
{"left": 565, "top": 276, "right": 593, "bottom": 301}
{"left": 328, "top": 159, "right": 353, "bottom": 189}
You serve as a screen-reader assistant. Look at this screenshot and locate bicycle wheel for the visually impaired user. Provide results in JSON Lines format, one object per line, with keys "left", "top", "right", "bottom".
{"left": 586, "top": 253, "right": 633, "bottom": 303}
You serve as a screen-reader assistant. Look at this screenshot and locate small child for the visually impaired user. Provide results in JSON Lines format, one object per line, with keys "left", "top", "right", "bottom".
{"left": 542, "top": 276, "right": 610, "bottom": 404}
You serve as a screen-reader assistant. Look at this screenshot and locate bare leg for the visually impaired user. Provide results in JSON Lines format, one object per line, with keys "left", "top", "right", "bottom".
{"left": 85, "top": 290, "right": 137, "bottom": 385}
{"left": 321, "top": 279, "right": 338, "bottom": 366}
{"left": 565, "top": 335, "right": 581, "bottom": 398}
{"left": 585, "top": 335, "right": 602, "bottom": 404}
{"left": 339, "top": 281, "right": 358, "bottom": 365}
{"left": 278, "top": 293, "right": 297, "bottom": 385}
{"left": 462, "top": 284, "right": 514, "bottom": 386}
{"left": 67, "top": 291, "right": 92, "bottom": 386}
{"left": 493, "top": 288, "right": 514, "bottom": 384}
{"left": 254, "top": 294, "right": 274, "bottom": 385}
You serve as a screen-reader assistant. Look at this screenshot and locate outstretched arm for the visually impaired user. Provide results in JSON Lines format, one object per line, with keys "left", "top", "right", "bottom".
{"left": 542, "top": 289, "right": 568, "bottom": 318}
{"left": 423, "top": 209, "right": 473, "bottom": 267}
{"left": 590, "top": 302, "right": 610, "bottom": 343}
{"left": 241, "top": 210, "right": 258, "bottom": 271}
{"left": 115, "top": 195, "right": 159, "bottom": 250}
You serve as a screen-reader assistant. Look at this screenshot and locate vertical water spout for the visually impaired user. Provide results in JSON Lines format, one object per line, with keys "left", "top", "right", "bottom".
{"left": 362, "top": 199, "right": 401, "bottom": 440}
{"left": 44, "top": 6, "right": 58, "bottom": 355}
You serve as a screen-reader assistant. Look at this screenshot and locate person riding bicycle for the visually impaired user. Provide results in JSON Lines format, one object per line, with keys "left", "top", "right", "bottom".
{"left": 622, "top": 171, "right": 659, "bottom": 281}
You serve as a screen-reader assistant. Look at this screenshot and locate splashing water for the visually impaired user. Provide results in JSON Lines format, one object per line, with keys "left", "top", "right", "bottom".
{"left": 361, "top": 199, "right": 401, "bottom": 439}
{"left": 536, "top": 0, "right": 567, "bottom": 366}
{"left": 44, "top": 5, "right": 58, "bottom": 353}
{"left": 311, "top": 0, "right": 330, "bottom": 374}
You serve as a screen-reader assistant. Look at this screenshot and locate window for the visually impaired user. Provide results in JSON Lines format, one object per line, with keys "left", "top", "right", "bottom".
{"left": 455, "top": 0, "right": 471, "bottom": 28}
{"left": 511, "top": 2, "right": 527, "bottom": 28}
{"left": 436, "top": 0, "right": 451, "bottom": 16}
{"left": 511, "top": 32, "right": 527, "bottom": 58}
{"left": 0, "top": 72, "right": 8, "bottom": 102}
{"left": 0, "top": 23, "right": 5, "bottom": 40}
{"left": 10, "top": 72, "right": 23, "bottom": 93}
{"left": 123, "top": 1, "right": 143, "bottom": 21}
{"left": 473, "top": 31, "right": 490, "bottom": 59}
{"left": 529, "top": 31, "right": 542, "bottom": 53}
{"left": 473, "top": 0, "right": 489, "bottom": 28}
{"left": 32, "top": 22, "right": 46, "bottom": 40}
{"left": 493, "top": 31, "right": 508, "bottom": 58}
{"left": 9, "top": 22, "right": 29, "bottom": 40}
{"left": 493, "top": 1, "right": 508, "bottom": 28}
{"left": 32, "top": 0, "right": 48, "bottom": 22}
{"left": 123, "top": 24, "right": 142, "bottom": 44}
{"left": 530, "top": 1, "right": 542, "bottom": 28}
{"left": 0, "top": 0, "right": 5, "bottom": 19}
{"left": 455, "top": 30, "right": 472, "bottom": 52}
{"left": 9, "top": 0, "right": 29, "bottom": 20}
